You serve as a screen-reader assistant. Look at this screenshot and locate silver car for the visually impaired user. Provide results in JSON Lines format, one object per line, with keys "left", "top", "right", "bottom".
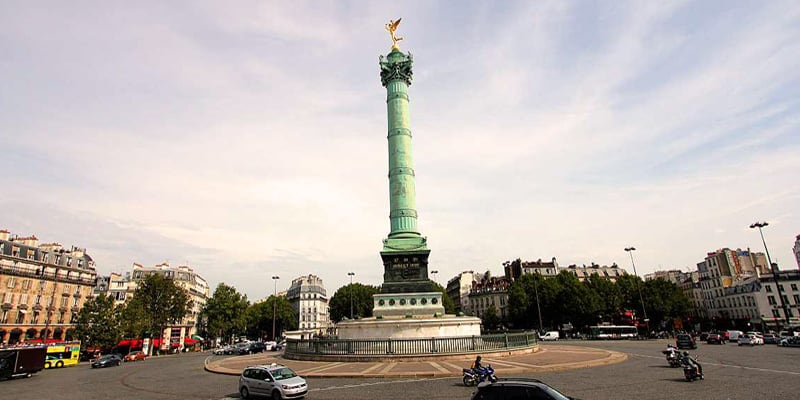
{"left": 239, "top": 364, "right": 307, "bottom": 399}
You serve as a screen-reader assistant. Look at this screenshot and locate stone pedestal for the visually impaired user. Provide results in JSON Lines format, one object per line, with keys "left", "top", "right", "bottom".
{"left": 337, "top": 314, "right": 481, "bottom": 340}
{"left": 373, "top": 292, "right": 444, "bottom": 318}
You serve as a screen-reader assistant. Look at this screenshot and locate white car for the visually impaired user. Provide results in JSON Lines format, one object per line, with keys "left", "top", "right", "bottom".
{"left": 746, "top": 332, "right": 764, "bottom": 345}
{"left": 540, "top": 331, "right": 560, "bottom": 341}
{"left": 738, "top": 334, "right": 761, "bottom": 346}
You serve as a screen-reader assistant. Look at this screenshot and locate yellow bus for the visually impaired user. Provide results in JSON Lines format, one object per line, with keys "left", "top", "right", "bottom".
{"left": 44, "top": 341, "right": 81, "bottom": 368}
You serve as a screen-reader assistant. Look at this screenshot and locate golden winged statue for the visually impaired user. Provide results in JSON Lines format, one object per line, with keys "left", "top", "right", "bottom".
{"left": 385, "top": 18, "right": 404, "bottom": 50}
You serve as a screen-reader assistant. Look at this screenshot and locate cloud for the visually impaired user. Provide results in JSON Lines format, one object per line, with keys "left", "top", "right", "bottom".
{"left": 1, "top": 1, "right": 799, "bottom": 299}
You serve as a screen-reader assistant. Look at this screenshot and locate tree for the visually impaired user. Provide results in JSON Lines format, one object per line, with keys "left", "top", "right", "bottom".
{"left": 202, "top": 283, "right": 249, "bottom": 344}
{"left": 643, "top": 278, "right": 691, "bottom": 327}
{"left": 125, "top": 274, "right": 189, "bottom": 355}
{"left": 431, "top": 282, "right": 456, "bottom": 314}
{"left": 72, "top": 293, "right": 122, "bottom": 349}
{"left": 244, "top": 296, "right": 297, "bottom": 340}
{"left": 481, "top": 305, "right": 501, "bottom": 331}
{"left": 328, "top": 283, "right": 380, "bottom": 322}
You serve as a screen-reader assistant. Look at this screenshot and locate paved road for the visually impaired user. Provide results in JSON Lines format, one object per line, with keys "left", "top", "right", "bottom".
{"left": 2, "top": 340, "right": 798, "bottom": 399}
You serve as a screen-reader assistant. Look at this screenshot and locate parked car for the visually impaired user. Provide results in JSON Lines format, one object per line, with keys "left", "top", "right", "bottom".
{"left": 470, "top": 378, "right": 577, "bottom": 400}
{"left": 706, "top": 333, "right": 725, "bottom": 344}
{"left": 746, "top": 332, "right": 764, "bottom": 345}
{"left": 238, "top": 342, "right": 267, "bottom": 355}
{"left": 213, "top": 347, "right": 228, "bottom": 355}
{"left": 226, "top": 343, "right": 249, "bottom": 355}
{"left": 727, "top": 330, "right": 744, "bottom": 342}
{"left": 763, "top": 333, "right": 780, "bottom": 345}
{"left": 124, "top": 351, "right": 147, "bottom": 362}
{"left": 239, "top": 363, "right": 308, "bottom": 399}
{"left": 676, "top": 334, "right": 697, "bottom": 349}
{"left": 779, "top": 336, "right": 800, "bottom": 347}
{"left": 274, "top": 340, "right": 286, "bottom": 351}
{"left": 91, "top": 354, "right": 122, "bottom": 368}
{"left": 738, "top": 334, "right": 755, "bottom": 346}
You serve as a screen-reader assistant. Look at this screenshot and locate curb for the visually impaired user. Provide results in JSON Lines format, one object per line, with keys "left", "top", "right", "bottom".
{"left": 204, "top": 346, "right": 628, "bottom": 378}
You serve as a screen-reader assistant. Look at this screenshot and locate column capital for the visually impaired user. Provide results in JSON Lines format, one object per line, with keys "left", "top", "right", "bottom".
{"left": 379, "top": 50, "right": 413, "bottom": 86}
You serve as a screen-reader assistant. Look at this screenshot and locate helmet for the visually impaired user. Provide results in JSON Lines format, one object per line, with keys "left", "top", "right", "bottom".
{"left": 476, "top": 356, "right": 482, "bottom": 361}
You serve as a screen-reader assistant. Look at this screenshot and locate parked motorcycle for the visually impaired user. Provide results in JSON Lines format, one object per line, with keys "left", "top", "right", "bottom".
{"left": 462, "top": 365, "right": 497, "bottom": 387}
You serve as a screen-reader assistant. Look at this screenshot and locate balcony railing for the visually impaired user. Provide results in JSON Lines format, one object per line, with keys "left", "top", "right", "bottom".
{"left": 0, "top": 262, "right": 96, "bottom": 285}
{"left": 285, "top": 331, "right": 537, "bottom": 359}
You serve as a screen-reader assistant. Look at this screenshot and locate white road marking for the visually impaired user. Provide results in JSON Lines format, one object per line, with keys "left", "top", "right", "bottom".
{"left": 629, "top": 352, "right": 800, "bottom": 376}
{"left": 310, "top": 376, "right": 454, "bottom": 392}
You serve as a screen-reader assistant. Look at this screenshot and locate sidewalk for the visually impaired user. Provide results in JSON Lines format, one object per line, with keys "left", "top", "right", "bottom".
{"left": 204, "top": 344, "right": 627, "bottom": 378}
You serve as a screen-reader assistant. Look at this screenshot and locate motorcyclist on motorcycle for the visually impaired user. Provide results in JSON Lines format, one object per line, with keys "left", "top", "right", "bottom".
{"left": 681, "top": 351, "right": 703, "bottom": 379}
{"left": 471, "top": 355, "right": 484, "bottom": 375}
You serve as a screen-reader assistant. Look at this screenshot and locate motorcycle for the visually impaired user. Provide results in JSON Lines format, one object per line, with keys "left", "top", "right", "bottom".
{"left": 462, "top": 365, "right": 497, "bottom": 387}
{"left": 662, "top": 350, "right": 681, "bottom": 368}
{"left": 682, "top": 355, "right": 703, "bottom": 382}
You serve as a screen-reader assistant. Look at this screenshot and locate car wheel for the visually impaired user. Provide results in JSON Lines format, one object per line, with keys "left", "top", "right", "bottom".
{"left": 45, "top": 362, "right": 51, "bottom": 369}
{"left": 239, "top": 386, "right": 250, "bottom": 399}
{"left": 272, "top": 389, "right": 283, "bottom": 400}
{"left": 56, "top": 361, "right": 64, "bottom": 368}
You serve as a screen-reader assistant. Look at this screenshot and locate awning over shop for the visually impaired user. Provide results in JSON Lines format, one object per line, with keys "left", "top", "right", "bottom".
{"left": 191, "top": 334, "right": 204, "bottom": 341}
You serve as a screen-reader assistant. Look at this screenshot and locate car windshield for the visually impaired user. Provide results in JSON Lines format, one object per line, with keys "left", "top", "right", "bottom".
{"left": 541, "top": 385, "right": 571, "bottom": 400}
{"left": 270, "top": 367, "right": 297, "bottom": 380}
{"left": 100, "top": 355, "right": 115, "bottom": 360}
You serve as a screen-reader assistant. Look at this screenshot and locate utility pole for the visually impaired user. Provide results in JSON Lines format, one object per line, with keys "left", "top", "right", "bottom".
{"left": 750, "top": 222, "right": 791, "bottom": 327}
{"left": 625, "top": 247, "right": 649, "bottom": 331}
{"left": 271, "top": 276, "right": 280, "bottom": 341}
{"left": 347, "top": 272, "right": 355, "bottom": 319}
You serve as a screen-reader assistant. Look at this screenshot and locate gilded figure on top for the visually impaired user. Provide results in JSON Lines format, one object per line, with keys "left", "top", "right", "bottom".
{"left": 385, "top": 18, "right": 404, "bottom": 49}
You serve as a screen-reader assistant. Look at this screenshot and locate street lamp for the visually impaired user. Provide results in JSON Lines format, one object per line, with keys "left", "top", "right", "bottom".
{"left": 533, "top": 271, "right": 543, "bottom": 334}
{"left": 347, "top": 272, "right": 355, "bottom": 319}
{"left": 430, "top": 270, "right": 438, "bottom": 284}
{"left": 271, "top": 276, "right": 279, "bottom": 341}
{"left": 750, "top": 221, "right": 791, "bottom": 327}
{"left": 624, "top": 247, "right": 649, "bottom": 329}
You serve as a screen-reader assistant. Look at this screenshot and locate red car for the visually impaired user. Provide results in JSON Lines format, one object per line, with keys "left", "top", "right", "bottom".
{"left": 124, "top": 351, "right": 147, "bottom": 362}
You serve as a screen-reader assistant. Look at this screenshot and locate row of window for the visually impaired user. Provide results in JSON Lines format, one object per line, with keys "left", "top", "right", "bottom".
{"left": 764, "top": 283, "right": 799, "bottom": 292}
{"left": 1, "top": 292, "right": 80, "bottom": 307}
{"left": 0, "top": 309, "right": 76, "bottom": 325}
{"left": 5, "top": 277, "right": 83, "bottom": 295}
{"left": 0, "top": 244, "right": 85, "bottom": 268}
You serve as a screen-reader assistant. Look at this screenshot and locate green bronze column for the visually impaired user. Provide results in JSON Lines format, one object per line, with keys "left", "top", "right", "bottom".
{"left": 379, "top": 49, "right": 427, "bottom": 252}
{"left": 378, "top": 40, "right": 434, "bottom": 294}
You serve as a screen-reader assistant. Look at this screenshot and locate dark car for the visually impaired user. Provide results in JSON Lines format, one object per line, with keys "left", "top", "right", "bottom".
{"left": 91, "top": 354, "right": 122, "bottom": 368}
{"left": 762, "top": 333, "right": 779, "bottom": 345}
{"left": 676, "top": 334, "right": 697, "bottom": 349}
{"left": 706, "top": 333, "right": 725, "bottom": 344}
{"left": 471, "top": 378, "right": 578, "bottom": 400}
{"left": 238, "top": 342, "right": 267, "bottom": 355}
{"left": 699, "top": 332, "right": 709, "bottom": 341}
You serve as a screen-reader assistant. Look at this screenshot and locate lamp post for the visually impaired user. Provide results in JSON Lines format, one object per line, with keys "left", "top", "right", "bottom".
{"left": 347, "top": 272, "right": 355, "bottom": 319}
{"left": 624, "top": 247, "right": 649, "bottom": 330}
{"left": 271, "top": 276, "right": 279, "bottom": 341}
{"left": 750, "top": 221, "right": 791, "bottom": 327}
{"left": 430, "top": 270, "right": 438, "bottom": 284}
{"left": 533, "top": 271, "right": 544, "bottom": 334}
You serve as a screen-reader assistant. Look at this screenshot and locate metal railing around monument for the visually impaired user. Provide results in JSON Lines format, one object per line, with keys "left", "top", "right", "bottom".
{"left": 284, "top": 331, "right": 537, "bottom": 358}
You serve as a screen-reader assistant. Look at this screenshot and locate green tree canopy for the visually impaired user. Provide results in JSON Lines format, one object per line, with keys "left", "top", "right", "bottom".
{"left": 328, "top": 283, "right": 380, "bottom": 322}
{"left": 202, "top": 283, "right": 249, "bottom": 344}
{"left": 244, "top": 296, "right": 297, "bottom": 340}
{"left": 72, "top": 293, "right": 122, "bottom": 349}
{"left": 431, "top": 281, "right": 456, "bottom": 314}
{"left": 481, "top": 304, "right": 501, "bottom": 331}
{"left": 124, "top": 273, "right": 189, "bottom": 355}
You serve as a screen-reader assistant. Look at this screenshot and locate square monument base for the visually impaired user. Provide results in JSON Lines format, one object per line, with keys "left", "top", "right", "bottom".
{"left": 373, "top": 292, "right": 445, "bottom": 318}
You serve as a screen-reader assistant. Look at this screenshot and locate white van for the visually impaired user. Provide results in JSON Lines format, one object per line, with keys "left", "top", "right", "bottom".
{"left": 540, "top": 331, "right": 560, "bottom": 341}
{"left": 727, "top": 330, "right": 744, "bottom": 342}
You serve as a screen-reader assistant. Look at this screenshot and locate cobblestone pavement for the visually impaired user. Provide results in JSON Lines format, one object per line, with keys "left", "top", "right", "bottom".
{"left": 204, "top": 344, "right": 627, "bottom": 377}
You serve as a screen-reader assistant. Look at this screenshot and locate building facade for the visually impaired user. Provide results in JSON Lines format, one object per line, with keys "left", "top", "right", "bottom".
{"left": 714, "top": 270, "right": 800, "bottom": 330}
{"left": 565, "top": 263, "right": 627, "bottom": 282}
{"left": 504, "top": 258, "right": 560, "bottom": 281}
{"left": 445, "top": 271, "right": 475, "bottom": 314}
{"left": 286, "top": 274, "right": 329, "bottom": 334}
{"left": 467, "top": 273, "right": 510, "bottom": 320}
{"left": 0, "top": 230, "right": 98, "bottom": 345}
{"left": 127, "top": 262, "right": 209, "bottom": 350}
{"left": 697, "top": 248, "right": 768, "bottom": 323}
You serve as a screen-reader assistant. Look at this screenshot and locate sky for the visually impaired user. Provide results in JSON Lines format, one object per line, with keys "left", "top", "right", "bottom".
{"left": 1, "top": 1, "right": 798, "bottom": 302}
